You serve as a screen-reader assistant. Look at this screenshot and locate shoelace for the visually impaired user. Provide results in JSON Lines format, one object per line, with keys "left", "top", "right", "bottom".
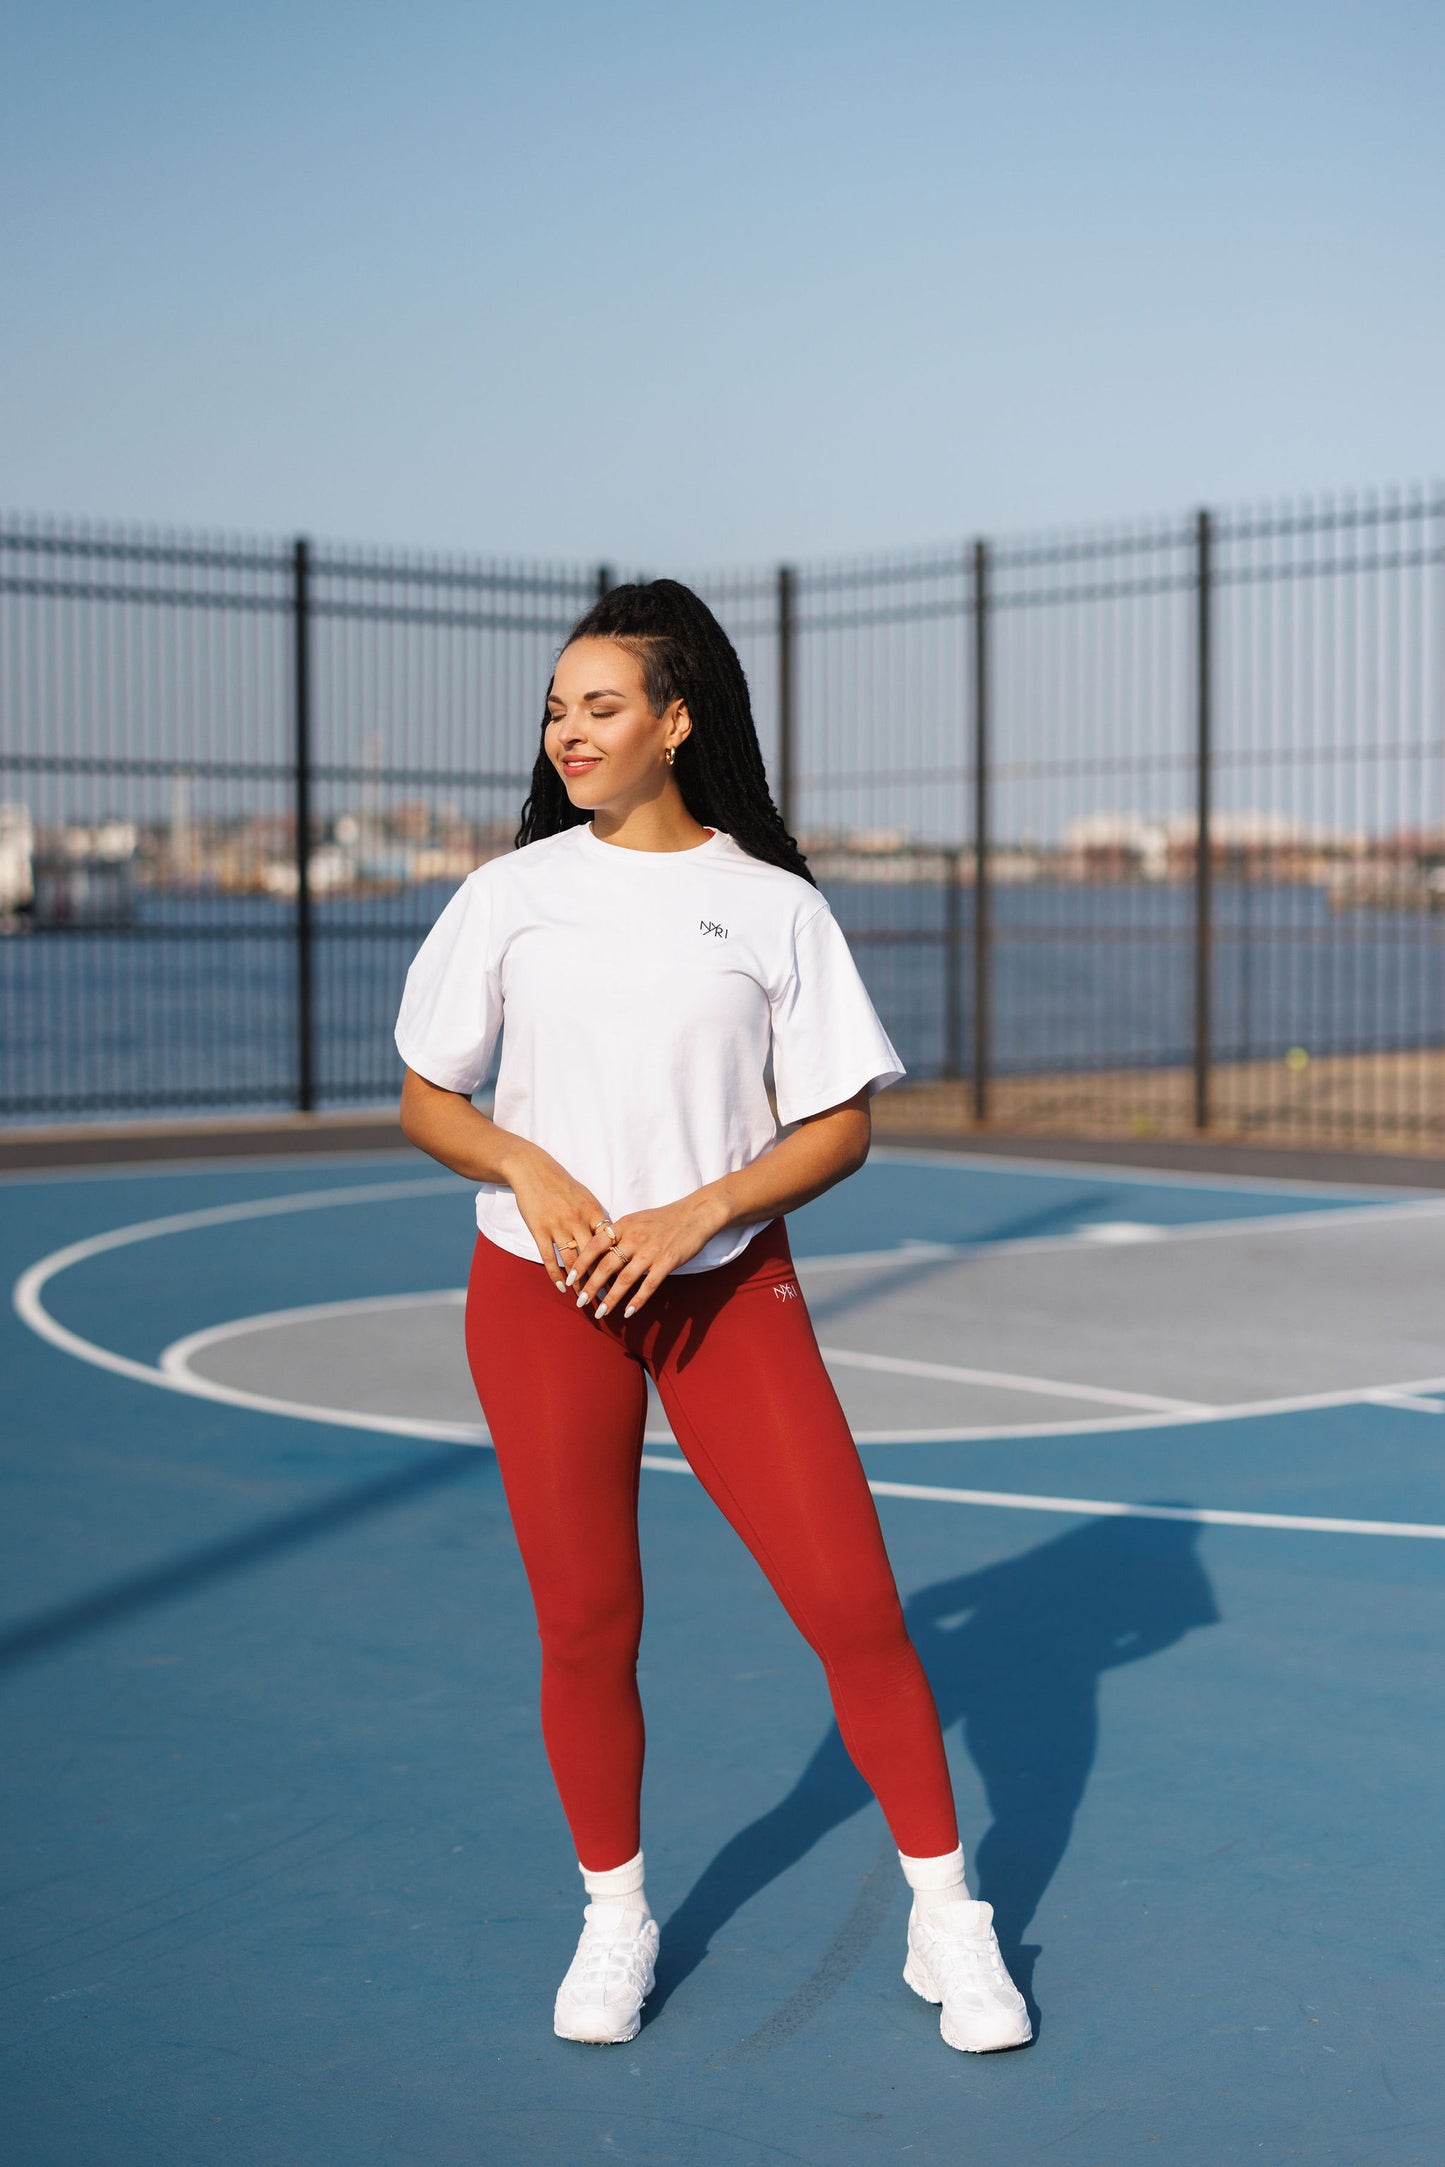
{"left": 566, "top": 1924, "right": 653, "bottom": 2002}
{"left": 921, "top": 1921, "right": 1010, "bottom": 1996}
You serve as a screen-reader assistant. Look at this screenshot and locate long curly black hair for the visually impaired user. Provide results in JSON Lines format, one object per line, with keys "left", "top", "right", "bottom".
{"left": 513, "top": 577, "right": 815, "bottom": 886}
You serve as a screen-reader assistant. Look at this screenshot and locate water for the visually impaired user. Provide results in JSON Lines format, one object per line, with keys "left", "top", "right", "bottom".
{"left": 4, "top": 881, "right": 1442, "bottom": 1121}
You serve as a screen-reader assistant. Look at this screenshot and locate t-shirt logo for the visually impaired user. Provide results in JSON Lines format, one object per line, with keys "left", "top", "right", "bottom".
{"left": 700, "top": 917, "right": 728, "bottom": 939}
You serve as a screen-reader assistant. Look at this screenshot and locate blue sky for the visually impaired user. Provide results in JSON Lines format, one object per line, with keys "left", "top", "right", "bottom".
{"left": 2, "top": 0, "right": 1440, "bottom": 562}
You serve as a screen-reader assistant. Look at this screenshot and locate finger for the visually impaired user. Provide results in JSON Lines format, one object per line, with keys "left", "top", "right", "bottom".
{"left": 567, "top": 1213, "right": 622, "bottom": 1295}
{"left": 617, "top": 1261, "right": 672, "bottom": 1319}
{"left": 576, "top": 1244, "right": 629, "bottom": 1307}
{"left": 555, "top": 1204, "right": 607, "bottom": 1288}
{"left": 561, "top": 1208, "right": 611, "bottom": 1284}
{"left": 554, "top": 1214, "right": 601, "bottom": 1279}
{"left": 524, "top": 1222, "right": 570, "bottom": 1289}
{"left": 553, "top": 1228, "right": 590, "bottom": 1288}
{"left": 593, "top": 1251, "right": 649, "bottom": 1319}
{"left": 566, "top": 1240, "right": 607, "bottom": 1290}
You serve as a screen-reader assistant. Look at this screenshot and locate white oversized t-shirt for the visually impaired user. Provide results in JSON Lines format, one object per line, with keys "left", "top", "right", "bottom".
{"left": 394, "top": 821, "right": 905, "bottom": 1272}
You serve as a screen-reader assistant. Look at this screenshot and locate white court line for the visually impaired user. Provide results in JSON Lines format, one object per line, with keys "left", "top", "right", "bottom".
{"left": 863, "top": 1479, "right": 1445, "bottom": 1541}
{"left": 845, "top": 1371, "right": 1445, "bottom": 1443}
{"left": 11, "top": 1179, "right": 458, "bottom": 1396}
{"left": 156, "top": 1295, "right": 1203, "bottom": 1429}
{"left": 152, "top": 1290, "right": 487, "bottom": 1443}
{"left": 868, "top": 1141, "right": 1440, "bottom": 1198}
{"left": 796, "top": 1193, "right": 1445, "bottom": 1272}
{"left": 158, "top": 1293, "right": 1445, "bottom": 1447}
{"left": 161, "top": 1286, "right": 465, "bottom": 1360}
{"left": 20, "top": 1193, "right": 1445, "bottom": 1451}
{"left": 815, "top": 1344, "right": 1206, "bottom": 1414}
{"left": 635, "top": 1458, "right": 1445, "bottom": 1539}
{"left": 170, "top": 1288, "right": 1445, "bottom": 1437}
{"left": 16, "top": 1179, "right": 1445, "bottom": 1541}
{"left": 24, "top": 1172, "right": 1435, "bottom": 1367}
{"left": 0, "top": 1148, "right": 430, "bottom": 1190}
{"left": 3, "top": 1132, "right": 1426, "bottom": 1200}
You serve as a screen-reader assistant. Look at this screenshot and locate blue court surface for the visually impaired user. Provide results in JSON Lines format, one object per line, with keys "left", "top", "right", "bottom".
{"left": 3, "top": 1144, "right": 1443, "bottom": 2166}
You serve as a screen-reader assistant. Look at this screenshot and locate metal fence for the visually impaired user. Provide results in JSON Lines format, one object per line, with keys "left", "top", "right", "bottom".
{"left": 3, "top": 487, "right": 1443, "bottom": 1145}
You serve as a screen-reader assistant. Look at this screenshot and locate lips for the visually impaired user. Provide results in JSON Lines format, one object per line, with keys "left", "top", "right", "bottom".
{"left": 561, "top": 758, "right": 601, "bottom": 775}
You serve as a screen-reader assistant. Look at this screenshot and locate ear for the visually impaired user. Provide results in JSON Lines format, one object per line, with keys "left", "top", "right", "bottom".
{"left": 669, "top": 697, "right": 692, "bottom": 744}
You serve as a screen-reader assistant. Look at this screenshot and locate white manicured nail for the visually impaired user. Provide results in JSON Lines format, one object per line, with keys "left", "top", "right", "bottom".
{"left": 565, "top": 1269, "right": 577, "bottom": 1287}
{"left": 576, "top": 1292, "right": 588, "bottom": 1307}
{"left": 623, "top": 1305, "right": 635, "bottom": 1318}
{"left": 595, "top": 1302, "right": 608, "bottom": 1318}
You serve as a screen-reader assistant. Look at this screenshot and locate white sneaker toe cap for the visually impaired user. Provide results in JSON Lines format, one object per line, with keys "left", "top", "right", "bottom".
{"left": 553, "top": 1994, "right": 643, "bottom": 2044}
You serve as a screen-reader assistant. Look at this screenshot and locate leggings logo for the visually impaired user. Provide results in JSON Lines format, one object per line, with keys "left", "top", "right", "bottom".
{"left": 772, "top": 1280, "right": 800, "bottom": 1300}
{"left": 700, "top": 918, "right": 728, "bottom": 938}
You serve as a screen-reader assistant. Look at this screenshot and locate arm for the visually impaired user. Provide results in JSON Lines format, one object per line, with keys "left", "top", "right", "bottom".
{"left": 399, "top": 1068, "right": 615, "bottom": 1291}
{"left": 563, "top": 1086, "right": 873, "bottom": 1318}
{"left": 399, "top": 1067, "right": 531, "bottom": 1187}
{"left": 703, "top": 1087, "right": 872, "bottom": 1235}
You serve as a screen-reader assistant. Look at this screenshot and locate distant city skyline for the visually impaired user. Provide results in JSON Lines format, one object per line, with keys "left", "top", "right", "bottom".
{"left": 2, "top": 0, "right": 1441, "bottom": 563}
{"left": 8, "top": 795, "right": 1442, "bottom": 935}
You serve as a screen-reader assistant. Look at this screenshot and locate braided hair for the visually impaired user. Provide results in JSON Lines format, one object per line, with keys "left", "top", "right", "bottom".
{"left": 514, "top": 578, "right": 815, "bottom": 887}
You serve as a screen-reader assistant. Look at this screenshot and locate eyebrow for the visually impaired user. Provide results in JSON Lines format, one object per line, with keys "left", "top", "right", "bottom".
{"left": 546, "top": 688, "right": 627, "bottom": 706}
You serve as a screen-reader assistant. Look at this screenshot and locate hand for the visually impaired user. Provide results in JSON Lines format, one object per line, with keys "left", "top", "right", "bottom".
{"left": 567, "top": 1190, "right": 730, "bottom": 1321}
{"left": 505, "top": 1145, "right": 618, "bottom": 1291}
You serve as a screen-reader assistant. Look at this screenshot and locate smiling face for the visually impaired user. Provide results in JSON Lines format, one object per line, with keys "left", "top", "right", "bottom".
{"left": 544, "top": 637, "right": 690, "bottom": 816}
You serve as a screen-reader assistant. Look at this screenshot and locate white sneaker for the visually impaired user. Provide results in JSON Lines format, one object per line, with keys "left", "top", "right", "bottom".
{"left": 903, "top": 1898, "right": 1032, "bottom": 2053}
{"left": 553, "top": 1903, "right": 660, "bottom": 2044}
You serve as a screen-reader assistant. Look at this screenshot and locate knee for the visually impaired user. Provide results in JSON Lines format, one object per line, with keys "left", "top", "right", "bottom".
{"left": 813, "top": 1579, "right": 914, "bottom": 1671}
{"left": 537, "top": 1593, "right": 642, "bottom": 1682}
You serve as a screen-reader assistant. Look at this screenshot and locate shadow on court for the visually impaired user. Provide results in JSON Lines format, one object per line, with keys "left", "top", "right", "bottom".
{"left": 0, "top": 1446, "right": 487, "bottom": 1669}
{"left": 651, "top": 1511, "right": 1219, "bottom": 2043}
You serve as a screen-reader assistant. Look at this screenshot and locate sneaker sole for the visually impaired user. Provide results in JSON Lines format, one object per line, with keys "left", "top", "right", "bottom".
{"left": 903, "top": 1954, "right": 1032, "bottom": 2053}
{"left": 553, "top": 2013, "right": 643, "bottom": 2044}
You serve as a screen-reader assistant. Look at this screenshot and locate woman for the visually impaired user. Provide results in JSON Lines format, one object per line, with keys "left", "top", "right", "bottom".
{"left": 394, "top": 579, "right": 1029, "bottom": 2054}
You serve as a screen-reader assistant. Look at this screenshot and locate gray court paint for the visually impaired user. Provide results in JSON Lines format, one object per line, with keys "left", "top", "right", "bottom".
{"left": 17, "top": 1176, "right": 1445, "bottom": 1539}
{"left": 159, "top": 1201, "right": 1445, "bottom": 1438}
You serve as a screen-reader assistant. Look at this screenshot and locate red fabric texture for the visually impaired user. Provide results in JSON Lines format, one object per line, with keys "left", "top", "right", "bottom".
{"left": 464, "top": 1214, "right": 960, "bottom": 1871}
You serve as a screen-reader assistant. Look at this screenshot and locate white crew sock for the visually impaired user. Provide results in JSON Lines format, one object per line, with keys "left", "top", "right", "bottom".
{"left": 898, "top": 1843, "right": 969, "bottom": 1918}
{"left": 579, "top": 1848, "right": 650, "bottom": 1924}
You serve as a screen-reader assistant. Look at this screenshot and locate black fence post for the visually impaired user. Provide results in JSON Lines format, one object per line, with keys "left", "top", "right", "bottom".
{"left": 292, "top": 536, "right": 315, "bottom": 1115}
{"left": 1193, "top": 508, "right": 1213, "bottom": 1131}
{"left": 943, "top": 846, "right": 963, "bottom": 1079}
{"left": 595, "top": 563, "right": 613, "bottom": 601}
{"left": 971, "top": 539, "right": 991, "bottom": 1121}
{"left": 776, "top": 563, "right": 795, "bottom": 833}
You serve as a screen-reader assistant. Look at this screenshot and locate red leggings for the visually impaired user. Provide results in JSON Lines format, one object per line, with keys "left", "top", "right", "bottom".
{"left": 464, "top": 1214, "right": 959, "bottom": 1870}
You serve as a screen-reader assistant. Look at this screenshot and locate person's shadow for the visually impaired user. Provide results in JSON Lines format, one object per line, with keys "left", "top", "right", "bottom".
{"left": 650, "top": 1510, "right": 1219, "bottom": 2039}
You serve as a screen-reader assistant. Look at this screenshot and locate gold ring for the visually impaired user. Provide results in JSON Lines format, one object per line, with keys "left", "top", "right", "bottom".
{"left": 559, "top": 1238, "right": 579, "bottom": 1251}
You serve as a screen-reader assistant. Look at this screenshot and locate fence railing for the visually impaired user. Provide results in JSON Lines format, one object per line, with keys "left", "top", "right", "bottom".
{"left": 3, "top": 486, "right": 1443, "bottom": 1146}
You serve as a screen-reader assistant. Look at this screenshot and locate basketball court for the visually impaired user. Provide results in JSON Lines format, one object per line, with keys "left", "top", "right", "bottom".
{"left": 4, "top": 1143, "right": 1442, "bottom": 2163}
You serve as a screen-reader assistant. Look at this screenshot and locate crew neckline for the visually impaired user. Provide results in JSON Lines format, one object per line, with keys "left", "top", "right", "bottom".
{"left": 581, "top": 822, "right": 725, "bottom": 863}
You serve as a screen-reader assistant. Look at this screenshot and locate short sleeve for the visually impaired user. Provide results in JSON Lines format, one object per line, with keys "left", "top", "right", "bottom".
{"left": 769, "top": 904, "right": 906, "bottom": 1127}
{"left": 394, "top": 872, "right": 502, "bottom": 1094}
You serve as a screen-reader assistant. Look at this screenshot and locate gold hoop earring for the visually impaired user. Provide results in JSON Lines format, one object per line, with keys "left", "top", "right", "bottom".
{"left": 664, "top": 747, "right": 676, "bottom": 766}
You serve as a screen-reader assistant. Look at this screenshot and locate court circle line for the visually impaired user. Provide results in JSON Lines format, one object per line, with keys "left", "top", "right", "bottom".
{"left": 13, "top": 1180, "right": 1445, "bottom": 1541}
